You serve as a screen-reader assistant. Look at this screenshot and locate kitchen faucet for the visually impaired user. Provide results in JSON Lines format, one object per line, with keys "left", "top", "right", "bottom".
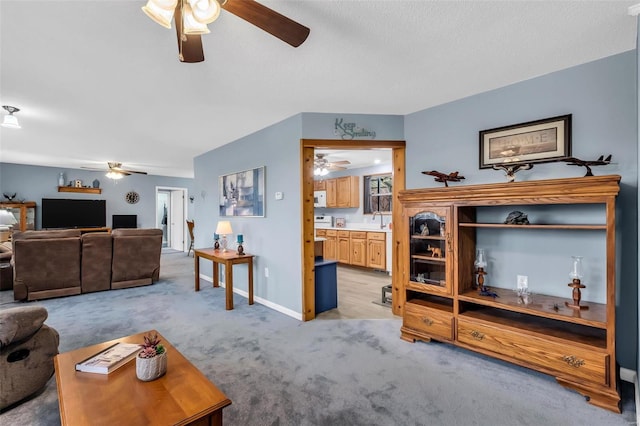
{"left": 372, "top": 211, "right": 385, "bottom": 229}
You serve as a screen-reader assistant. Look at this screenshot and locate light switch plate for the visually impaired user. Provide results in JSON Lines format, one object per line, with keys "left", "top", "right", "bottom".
{"left": 275, "top": 192, "right": 284, "bottom": 200}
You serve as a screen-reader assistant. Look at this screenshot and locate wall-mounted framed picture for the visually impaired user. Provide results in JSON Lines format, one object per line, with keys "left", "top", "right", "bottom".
{"left": 479, "top": 114, "right": 571, "bottom": 168}
{"left": 219, "top": 166, "right": 265, "bottom": 217}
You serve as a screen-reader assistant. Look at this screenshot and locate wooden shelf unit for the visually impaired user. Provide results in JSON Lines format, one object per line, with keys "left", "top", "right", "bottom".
{"left": 58, "top": 186, "right": 102, "bottom": 194}
{"left": 398, "top": 175, "right": 621, "bottom": 413}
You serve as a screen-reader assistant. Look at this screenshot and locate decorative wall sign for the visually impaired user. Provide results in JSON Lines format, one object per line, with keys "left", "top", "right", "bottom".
{"left": 334, "top": 118, "right": 376, "bottom": 140}
{"left": 479, "top": 114, "right": 571, "bottom": 169}
{"left": 219, "top": 166, "right": 265, "bottom": 217}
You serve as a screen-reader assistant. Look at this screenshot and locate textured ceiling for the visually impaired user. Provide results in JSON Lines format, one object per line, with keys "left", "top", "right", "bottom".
{"left": 0, "top": 1, "right": 636, "bottom": 178}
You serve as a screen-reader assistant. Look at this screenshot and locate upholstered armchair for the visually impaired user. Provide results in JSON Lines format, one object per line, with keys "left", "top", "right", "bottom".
{"left": 0, "top": 306, "right": 59, "bottom": 411}
{"left": 111, "top": 229, "right": 162, "bottom": 289}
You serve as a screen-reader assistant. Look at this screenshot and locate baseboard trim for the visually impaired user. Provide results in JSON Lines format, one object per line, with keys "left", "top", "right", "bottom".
{"left": 199, "top": 274, "right": 302, "bottom": 321}
{"left": 620, "top": 367, "right": 636, "bottom": 383}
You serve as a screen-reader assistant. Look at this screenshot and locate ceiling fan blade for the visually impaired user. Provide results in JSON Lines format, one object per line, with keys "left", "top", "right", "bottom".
{"left": 121, "top": 170, "right": 148, "bottom": 175}
{"left": 327, "top": 165, "right": 347, "bottom": 171}
{"left": 331, "top": 160, "right": 351, "bottom": 165}
{"left": 174, "top": 3, "right": 205, "bottom": 63}
{"left": 222, "top": 0, "right": 310, "bottom": 48}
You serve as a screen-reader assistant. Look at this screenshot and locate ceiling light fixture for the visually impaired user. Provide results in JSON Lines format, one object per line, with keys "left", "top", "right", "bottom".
{"left": 1, "top": 106, "right": 21, "bottom": 129}
{"left": 142, "top": 0, "right": 221, "bottom": 32}
{"left": 314, "top": 167, "right": 329, "bottom": 176}
{"left": 106, "top": 170, "right": 125, "bottom": 180}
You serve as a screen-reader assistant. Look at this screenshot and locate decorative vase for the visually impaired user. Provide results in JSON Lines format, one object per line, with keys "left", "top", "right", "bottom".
{"left": 136, "top": 352, "right": 167, "bottom": 381}
{"left": 92, "top": 179, "right": 100, "bottom": 188}
{"left": 58, "top": 173, "right": 65, "bottom": 187}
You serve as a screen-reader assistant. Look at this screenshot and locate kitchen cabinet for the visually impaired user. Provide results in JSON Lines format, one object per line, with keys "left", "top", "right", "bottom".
{"left": 349, "top": 231, "right": 367, "bottom": 266}
{"left": 323, "top": 230, "right": 337, "bottom": 260}
{"left": 336, "top": 176, "right": 359, "bottom": 208}
{"left": 337, "top": 230, "right": 350, "bottom": 263}
{"left": 397, "top": 175, "right": 621, "bottom": 413}
{"left": 321, "top": 176, "right": 358, "bottom": 209}
{"left": 326, "top": 179, "right": 337, "bottom": 208}
{"left": 367, "top": 232, "right": 386, "bottom": 270}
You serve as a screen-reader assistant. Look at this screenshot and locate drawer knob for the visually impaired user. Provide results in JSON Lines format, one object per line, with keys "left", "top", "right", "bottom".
{"left": 562, "top": 355, "right": 585, "bottom": 368}
{"left": 422, "top": 317, "right": 434, "bottom": 326}
{"left": 470, "top": 330, "right": 484, "bottom": 340}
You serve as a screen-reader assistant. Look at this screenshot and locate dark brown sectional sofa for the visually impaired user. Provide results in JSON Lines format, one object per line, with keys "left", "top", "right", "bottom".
{"left": 11, "top": 228, "right": 162, "bottom": 301}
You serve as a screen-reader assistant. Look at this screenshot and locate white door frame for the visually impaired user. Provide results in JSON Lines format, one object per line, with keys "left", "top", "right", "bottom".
{"left": 156, "top": 186, "right": 189, "bottom": 252}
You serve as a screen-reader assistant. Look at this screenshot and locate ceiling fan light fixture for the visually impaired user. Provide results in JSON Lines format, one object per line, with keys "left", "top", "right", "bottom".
{"left": 142, "top": 0, "right": 176, "bottom": 29}
{"left": 106, "top": 171, "right": 125, "bottom": 180}
{"left": 183, "top": 2, "right": 211, "bottom": 34}
{"left": 188, "top": 0, "right": 220, "bottom": 24}
{"left": 1, "top": 106, "right": 21, "bottom": 129}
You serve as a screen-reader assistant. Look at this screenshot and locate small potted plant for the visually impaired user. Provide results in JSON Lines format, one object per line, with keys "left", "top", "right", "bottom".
{"left": 135, "top": 332, "right": 167, "bottom": 381}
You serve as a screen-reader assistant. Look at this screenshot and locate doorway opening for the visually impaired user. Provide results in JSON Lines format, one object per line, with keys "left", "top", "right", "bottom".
{"left": 300, "top": 139, "right": 406, "bottom": 322}
{"left": 156, "top": 186, "right": 188, "bottom": 252}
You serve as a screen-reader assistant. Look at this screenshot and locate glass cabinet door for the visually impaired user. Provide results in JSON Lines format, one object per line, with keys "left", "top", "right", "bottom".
{"left": 407, "top": 207, "right": 452, "bottom": 296}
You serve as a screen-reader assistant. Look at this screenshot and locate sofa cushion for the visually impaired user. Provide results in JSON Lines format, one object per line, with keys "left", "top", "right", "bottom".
{"left": 81, "top": 233, "right": 113, "bottom": 293}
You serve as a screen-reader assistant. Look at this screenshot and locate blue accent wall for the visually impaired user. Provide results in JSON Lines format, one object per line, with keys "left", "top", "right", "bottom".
{"left": 0, "top": 162, "right": 195, "bottom": 229}
{"left": 405, "top": 50, "right": 637, "bottom": 369}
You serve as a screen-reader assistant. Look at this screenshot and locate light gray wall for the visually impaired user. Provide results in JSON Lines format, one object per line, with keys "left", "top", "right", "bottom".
{"left": 0, "top": 162, "right": 195, "bottom": 229}
{"left": 405, "top": 50, "right": 637, "bottom": 369}
{"left": 193, "top": 115, "right": 304, "bottom": 313}
{"left": 636, "top": 15, "right": 640, "bottom": 382}
{"left": 193, "top": 113, "right": 404, "bottom": 314}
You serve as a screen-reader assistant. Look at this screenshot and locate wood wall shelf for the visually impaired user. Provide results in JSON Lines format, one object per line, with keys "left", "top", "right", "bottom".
{"left": 57, "top": 186, "right": 102, "bottom": 194}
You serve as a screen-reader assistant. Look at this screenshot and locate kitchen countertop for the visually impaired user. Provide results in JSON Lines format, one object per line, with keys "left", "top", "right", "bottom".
{"left": 315, "top": 225, "right": 391, "bottom": 233}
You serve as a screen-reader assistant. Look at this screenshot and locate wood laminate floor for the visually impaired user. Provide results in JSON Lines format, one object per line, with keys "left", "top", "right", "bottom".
{"left": 316, "top": 265, "right": 397, "bottom": 320}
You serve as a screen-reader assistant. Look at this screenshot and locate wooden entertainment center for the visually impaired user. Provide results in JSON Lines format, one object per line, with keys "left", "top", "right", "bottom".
{"left": 397, "top": 175, "right": 621, "bottom": 412}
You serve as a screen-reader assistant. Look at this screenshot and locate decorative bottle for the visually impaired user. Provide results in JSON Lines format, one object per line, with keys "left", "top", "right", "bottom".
{"left": 58, "top": 173, "right": 65, "bottom": 187}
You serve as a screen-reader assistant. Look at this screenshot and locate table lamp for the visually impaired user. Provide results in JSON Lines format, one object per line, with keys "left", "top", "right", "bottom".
{"left": 0, "top": 209, "right": 17, "bottom": 227}
{"left": 215, "top": 221, "right": 233, "bottom": 252}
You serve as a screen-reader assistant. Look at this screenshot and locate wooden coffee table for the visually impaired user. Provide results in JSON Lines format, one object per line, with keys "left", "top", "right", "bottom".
{"left": 54, "top": 330, "right": 231, "bottom": 425}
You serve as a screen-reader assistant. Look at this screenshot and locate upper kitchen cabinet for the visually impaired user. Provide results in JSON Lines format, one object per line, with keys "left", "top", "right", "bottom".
{"left": 334, "top": 176, "right": 359, "bottom": 208}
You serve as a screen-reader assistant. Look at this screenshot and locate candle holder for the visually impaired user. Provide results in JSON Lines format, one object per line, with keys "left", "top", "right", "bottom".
{"left": 237, "top": 234, "right": 244, "bottom": 255}
{"left": 565, "top": 256, "right": 589, "bottom": 310}
{"left": 213, "top": 234, "right": 220, "bottom": 250}
{"left": 474, "top": 248, "right": 487, "bottom": 291}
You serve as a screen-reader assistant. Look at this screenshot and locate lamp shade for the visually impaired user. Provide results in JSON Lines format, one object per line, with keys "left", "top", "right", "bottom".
{"left": 215, "top": 220, "right": 233, "bottom": 235}
{"left": 183, "top": 2, "right": 211, "bottom": 34}
{"left": 142, "top": 0, "right": 177, "bottom": 29}
{"left": 188, "top": 0, "right": 221, "bottom": 24}
{"left": 1, "top": 114, "right": 20, "bottom": 129}
{"left": 105, "top": 171, "right": 125, "bottom": 180}
{"left": 0, "top": 210, "right": 17, "bottom": 226}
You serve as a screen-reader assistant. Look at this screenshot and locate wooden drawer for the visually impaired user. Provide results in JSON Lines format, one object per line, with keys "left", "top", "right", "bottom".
{"left": 315, "top": 229, "right": 326, "bottom": 237}
{"left": 367, "top": 232, "right": 386, "bottom": 241}
{"left": 457, "top": 317, "right": 608, "bottom": 385}
{"left": 338, "top": 230, "right": 351, "bottom": 238}
{"left": 350, "top": 231, "right": 367, "bottom": 239}
{"left": 326, "top": 230, "right": 337, "bottom": 237}
{"left": 403, "top": 302, "right": 454, "bottom": 341}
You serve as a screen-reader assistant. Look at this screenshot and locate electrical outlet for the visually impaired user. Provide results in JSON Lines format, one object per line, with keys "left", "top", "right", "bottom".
{"left": 517, "top": 275, "right": 528, "bottom": 290}
{"left": 264, "top": 267, "right": 269, "bottom": 278}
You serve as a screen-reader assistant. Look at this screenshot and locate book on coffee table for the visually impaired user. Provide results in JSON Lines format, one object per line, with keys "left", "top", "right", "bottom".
{"left": 75, "top": 342, "right": 141, "bottom": 374}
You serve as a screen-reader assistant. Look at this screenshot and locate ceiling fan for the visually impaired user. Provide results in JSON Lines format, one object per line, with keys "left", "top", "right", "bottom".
{"left": 142, "top": 0, "right": 310, "bottom": 63}
{"left": 82, "top": 162, "right": 148, "bottom": 180}
{"left": 314, "top": 153, "right": 350, "bottom": 176}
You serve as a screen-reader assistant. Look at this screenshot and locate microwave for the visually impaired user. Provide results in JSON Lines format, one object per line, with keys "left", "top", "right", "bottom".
{"left": 314, "top": 190, "right": 327, "bottom": 208}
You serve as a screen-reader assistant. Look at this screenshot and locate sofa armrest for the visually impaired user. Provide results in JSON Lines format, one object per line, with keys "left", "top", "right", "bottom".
{"left": 0, "top": 306, "right": 48, "bottom": 349}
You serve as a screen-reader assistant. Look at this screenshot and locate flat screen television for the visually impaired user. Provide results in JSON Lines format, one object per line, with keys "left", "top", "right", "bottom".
{"left": 112, "top": 214, "right": 137, "bottom": 229}
{"left": 42, "top": 198, "right": 106, "bottom": 229}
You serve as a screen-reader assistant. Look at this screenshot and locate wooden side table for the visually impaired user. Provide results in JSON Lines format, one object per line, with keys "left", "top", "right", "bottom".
{"left": 194, "top": 248, "right": 255, "bottom": 310}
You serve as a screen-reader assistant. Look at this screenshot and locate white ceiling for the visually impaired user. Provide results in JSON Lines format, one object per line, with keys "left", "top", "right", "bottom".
{"left": 0, "top": 1, "right": 636, "bottom": 178}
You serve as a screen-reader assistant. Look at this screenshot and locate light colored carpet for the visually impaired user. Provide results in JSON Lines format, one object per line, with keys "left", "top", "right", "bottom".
{"left": 0, "top": 252, "right": 635, "bottom": 425}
